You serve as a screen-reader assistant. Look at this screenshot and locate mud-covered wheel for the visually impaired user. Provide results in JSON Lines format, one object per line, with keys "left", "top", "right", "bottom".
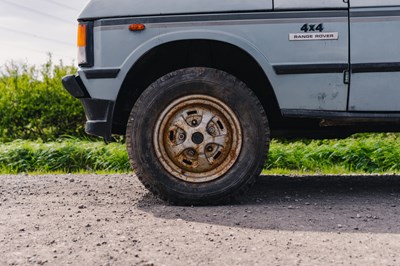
{"left": 126, "top": 67, "right": 270, "bottom": 205}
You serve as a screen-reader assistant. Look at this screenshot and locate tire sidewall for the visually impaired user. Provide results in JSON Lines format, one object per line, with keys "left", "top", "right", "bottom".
{"left": 128, "top": 68, "right": 269, "bottom": 203}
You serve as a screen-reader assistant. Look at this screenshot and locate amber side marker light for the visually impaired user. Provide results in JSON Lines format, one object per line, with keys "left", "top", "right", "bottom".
{"left": 129, "top": 24, "right": 146, "bottom": 31}
{"left": 77, "top": 23, "right": 88, "bottom": 65}
{"left": 77, "top": 24, "right": 87, "bottom": 47}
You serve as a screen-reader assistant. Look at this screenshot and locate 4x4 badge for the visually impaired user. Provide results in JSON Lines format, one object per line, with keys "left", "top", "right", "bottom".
{"left": 289, "top": 23, "right": 338, "bottom": 41}
{"left": 301, "top": 23, "right": 324, "bottom": 32}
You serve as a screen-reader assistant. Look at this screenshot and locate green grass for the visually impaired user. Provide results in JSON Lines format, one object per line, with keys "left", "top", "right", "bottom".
{"left": 0, "top": 139, "right": 130, "bottom": 174}
{"left": 1, "top": 133, "right": 400, "bottom": 174}
{"left": 266, "top": 133, "right": 400, "bottom": 174}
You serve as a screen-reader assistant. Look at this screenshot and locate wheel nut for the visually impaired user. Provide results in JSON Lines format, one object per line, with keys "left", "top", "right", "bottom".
{"left": 179, "top": 133, "right": 186, "bottom": 140}
{"left": 206, "top": 146, "right": 213, "bottom": 152}
{"left": 208, "top": 127, "right": 215, "bottom": 134}
{"left": 187, "top": 149, "right": 196, "bottom": 157}
{"left": 191, "top": 120, "right": 198, "bottom": 126}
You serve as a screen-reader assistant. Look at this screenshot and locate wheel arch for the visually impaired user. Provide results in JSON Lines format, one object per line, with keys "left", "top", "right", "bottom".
{"left": 112, "top": 33, "right": 281, "bottom": 134}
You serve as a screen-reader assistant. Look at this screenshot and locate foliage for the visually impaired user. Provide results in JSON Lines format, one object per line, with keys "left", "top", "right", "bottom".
{"left": 2, "top": 134, "right": 400, "bottom": 174}
{"left": 0, "top": 139, "right": 130, "bottom": 174}
{"left": 266, "top": 133, "right": 400, "bottom": 173}
{"left": 0, "top": 57, "right": 85, "bottom": 141}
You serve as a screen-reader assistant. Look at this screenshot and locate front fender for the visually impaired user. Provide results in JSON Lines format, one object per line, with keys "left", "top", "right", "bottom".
{"left": 116, "top": 30, "right": 274, "bottom": 99}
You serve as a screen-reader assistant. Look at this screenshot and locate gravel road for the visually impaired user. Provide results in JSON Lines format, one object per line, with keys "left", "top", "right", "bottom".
{"left": 1, "top": 173, "right": 400, "bottom": 266}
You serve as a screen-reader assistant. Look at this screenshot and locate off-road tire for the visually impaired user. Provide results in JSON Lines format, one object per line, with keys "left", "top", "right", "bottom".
{"left": 126, "top": 67, "right": 270, "bottom": 205}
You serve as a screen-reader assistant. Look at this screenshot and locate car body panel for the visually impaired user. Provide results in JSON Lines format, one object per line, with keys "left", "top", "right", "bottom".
{"left": 274, "top": 0, "right": 347, "bottom": 10}
{"left": 79, "top": 0, "right": 272, "bottom": 20}
{"left": 350, "top": 0, "right": 400, "bottom": 8}
{"left": 349, "top": 5, "right": 400, "bottom": 111}
{"left": 80, "top": 10, "right": 349, "bottom": 111}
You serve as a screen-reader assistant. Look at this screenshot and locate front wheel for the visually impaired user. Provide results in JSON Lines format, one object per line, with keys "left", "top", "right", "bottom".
{"left": 126, "top": 67, "right": 270, "bottom": 205}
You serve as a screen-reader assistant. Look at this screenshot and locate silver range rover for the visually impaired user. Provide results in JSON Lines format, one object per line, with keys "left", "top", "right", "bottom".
{"left": 63, "top": 0, "right": 400, "bottom": 205}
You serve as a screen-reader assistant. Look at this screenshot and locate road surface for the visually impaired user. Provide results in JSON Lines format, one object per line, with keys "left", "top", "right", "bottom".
{"left": 1, "top": 174, "right": 400, "bottom": 265}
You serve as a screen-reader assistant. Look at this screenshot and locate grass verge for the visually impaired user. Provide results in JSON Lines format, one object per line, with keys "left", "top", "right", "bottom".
{"left": 1, "top": 133, "right": 400, "bottom": 174}
{"left": 0, "top": 139, "right": 130, "bottom": 174}
{"left": 265, "top": 133, "right": 400, "bottom": 174}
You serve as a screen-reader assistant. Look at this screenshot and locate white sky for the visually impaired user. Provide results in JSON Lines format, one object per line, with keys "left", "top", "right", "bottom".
{"left": 0, "top": 0, "right": 90, "bottom": 67}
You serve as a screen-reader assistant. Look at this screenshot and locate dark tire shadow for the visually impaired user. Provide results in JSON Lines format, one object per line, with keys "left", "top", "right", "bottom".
{"left": 137, "top": 175, "right": 400, "bottom": 234}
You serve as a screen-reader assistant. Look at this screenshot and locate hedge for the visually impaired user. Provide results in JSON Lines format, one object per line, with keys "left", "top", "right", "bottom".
{"left": 0, "top": 58, "right": 86, "bottom": 142}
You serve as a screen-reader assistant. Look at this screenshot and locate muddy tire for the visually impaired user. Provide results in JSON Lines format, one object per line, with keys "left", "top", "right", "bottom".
{"left": 126, "top": 67, "right": 270, "bottom": 205}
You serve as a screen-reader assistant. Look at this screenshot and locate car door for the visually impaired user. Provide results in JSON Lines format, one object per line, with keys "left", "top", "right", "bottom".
{"left": 272, "top": 0, "right": 349, "bottom": 111}
{"left": 349, "top": 0, "right": 400, "bottom": 111}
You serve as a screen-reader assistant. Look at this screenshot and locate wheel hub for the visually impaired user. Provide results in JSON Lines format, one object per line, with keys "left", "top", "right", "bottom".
{"left": 191, "top": 132, "right": 204, "bottom": 144}
{"left": 154, "top": 95, "right": 242, "bottom": 183}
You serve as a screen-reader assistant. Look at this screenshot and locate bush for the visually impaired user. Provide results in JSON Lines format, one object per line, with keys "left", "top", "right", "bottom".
{"left": 0, "top": 57, "right": 86, "bottom": 141}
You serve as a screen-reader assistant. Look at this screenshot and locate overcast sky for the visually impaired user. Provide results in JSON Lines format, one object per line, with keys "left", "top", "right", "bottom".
{"left": 0, "top": 0, "right": 90, "bottom": 67}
